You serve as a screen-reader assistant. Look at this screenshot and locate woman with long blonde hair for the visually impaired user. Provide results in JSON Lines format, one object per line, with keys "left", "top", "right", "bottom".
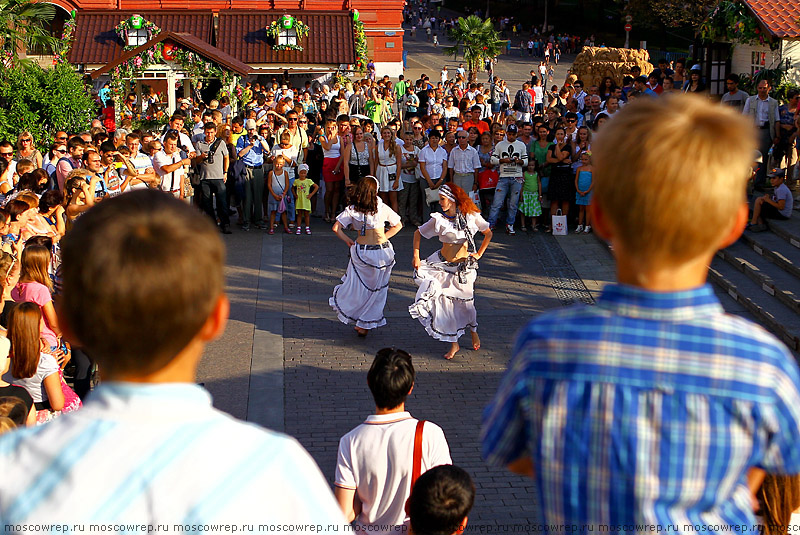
{"left": 373, "top": 127, "right": 402, "bottom": 212}
{"left": 15, "top": 132, "right": 43, "bottom": 169}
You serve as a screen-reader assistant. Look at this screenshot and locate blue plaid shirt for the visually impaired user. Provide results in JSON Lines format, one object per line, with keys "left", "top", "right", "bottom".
{"left": 482, "top": 284, "right": 800, "bottom": 532}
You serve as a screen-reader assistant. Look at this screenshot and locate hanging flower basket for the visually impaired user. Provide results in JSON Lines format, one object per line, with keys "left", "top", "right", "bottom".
{"left": 115, "top": 14, "right": 162, "bottom": 49}
{"left": 266, "top": 15, "right": 310, "bottom": 51}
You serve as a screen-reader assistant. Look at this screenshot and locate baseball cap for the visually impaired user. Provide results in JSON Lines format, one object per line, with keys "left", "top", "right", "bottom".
{"left": 245, "top": 119, "right": 257, "bottom": 130}
{"left": 506, "top": 124, "right": 518, "bottom": 133}
{"left": 690, "top": 64, "right": 702, "bottom": 72}
{"left": 180, "top": 98, "right": 191, "bottom": 106}
{"left": 298, "top": 163, "right": 309, "bottom": 173}
{"left": 767, "top": 168, "right": 786, "bottom": 178}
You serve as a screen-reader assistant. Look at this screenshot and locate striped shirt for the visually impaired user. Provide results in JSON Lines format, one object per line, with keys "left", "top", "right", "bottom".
{"left": 481, "top": 284, "right": 800, "bottom": 531}
{"left": 0, "top": 382, "right": 345, "bottom": 527}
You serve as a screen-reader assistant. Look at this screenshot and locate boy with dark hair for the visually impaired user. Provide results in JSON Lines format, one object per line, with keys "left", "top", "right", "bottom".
{"left": 482, "top": 95, "right": 800, "bottom": 528}
{"left": 0, "top": 190, "right": 344, "bottom": 524}
{"left": 407, "top": 465, "right": 475, "bottom": 535}
{"left": 335, "top": 348, "right": 451, "bottom": 534}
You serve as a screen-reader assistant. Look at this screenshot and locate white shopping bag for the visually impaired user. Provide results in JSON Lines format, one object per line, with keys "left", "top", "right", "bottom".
{"left": 552, "top": 209, "right": 567, "bottom": 236}
{"left": 469, "top": 190, "right": 481, "bottom": 210}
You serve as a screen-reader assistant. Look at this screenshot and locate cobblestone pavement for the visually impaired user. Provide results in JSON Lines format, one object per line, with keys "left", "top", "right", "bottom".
{"left": 201, "top": 217, "right": 603, "bottom": 527}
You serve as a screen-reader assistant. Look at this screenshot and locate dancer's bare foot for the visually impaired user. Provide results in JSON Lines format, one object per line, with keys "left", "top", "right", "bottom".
{"left": 471, "top": 331, "right": 481, "bottom": 351}
{"left": 444, "top": 342, "right": 459, "bottom": 360}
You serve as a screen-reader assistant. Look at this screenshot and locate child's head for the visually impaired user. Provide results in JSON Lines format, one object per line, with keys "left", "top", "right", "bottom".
{"left": 280, "top": 131, "right": 291, "bottom": 146}
{"left": 9, "top": 302, "right": 42, "bottom": 380}
{"left": 15, "top": 159, "right": 34, "bottom": 177}
{"left": 527, "top": 160, "right": 536, "bottom": 172}
{"left": 592, "top": 94, "right": 754, "bottom": 268}
{"left": 407, "top": 465, "right": 475, "bottom": 535}
{"left": 367, "top": 347, "right": 414, "bottom": 410}
{"left": 59, "top": 190, "right": 226, "bottom": 379}
{"left": 0, "top": 397, "right": 27, "bottom": 428}
{"left": 580, "top": 151, "right": 591, "bottom": 165}
{"left": 19, "top": 245, "right": 52, "bottom": 291}
{"left": 297, "top": 163, "right": 309, "bottom": 179}
{"left": 274, "top": 155, "right": 285, "bottom": 170}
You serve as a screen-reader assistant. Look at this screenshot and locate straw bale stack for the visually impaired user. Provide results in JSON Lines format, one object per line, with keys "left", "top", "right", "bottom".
{"left": 569, "top": 47, "right": 654, "bottom": 87}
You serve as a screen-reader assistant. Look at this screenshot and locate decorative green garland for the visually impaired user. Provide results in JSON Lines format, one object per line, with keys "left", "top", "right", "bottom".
{"left": 52, "top": 10, "right": 76, "bottom": 65}
{"left": 698, "top": 0, "right": 779, "bottom": 50}
{"left": 266, "top": 16, "right": 310, "bottom": 51}
{"left": 353, "top": 16, "right": 368, "bottom": 73}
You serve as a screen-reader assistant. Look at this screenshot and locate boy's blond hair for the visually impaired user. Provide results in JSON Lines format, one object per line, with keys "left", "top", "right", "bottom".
{"left": 592, "top": 94, "right": 755, "bottom": 267}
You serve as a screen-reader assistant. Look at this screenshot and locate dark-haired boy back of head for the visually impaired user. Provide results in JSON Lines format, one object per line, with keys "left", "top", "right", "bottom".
{"left": 0, "top": 190, "right": 345, "bottom": 524}
{"left": 407, "top": 464, "right": 475, "bottom": 535}
{"left": 334, "top": 348, "right": 452, "bottom": 533}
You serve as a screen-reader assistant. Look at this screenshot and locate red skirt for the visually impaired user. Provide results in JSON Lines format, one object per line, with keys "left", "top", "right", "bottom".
{"left": 323, "top": 157, "right": 343, "bottom": 183}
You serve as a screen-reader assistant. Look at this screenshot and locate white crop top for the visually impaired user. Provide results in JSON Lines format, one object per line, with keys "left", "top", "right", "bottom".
{"left": 418, "top": 212, "right": 489, "bottom": 244}
{"left": 336, "top": 198, "right": 401, "bottom": 232}
{"left": 322, "top": 135, "right": 341, "bottom": 159}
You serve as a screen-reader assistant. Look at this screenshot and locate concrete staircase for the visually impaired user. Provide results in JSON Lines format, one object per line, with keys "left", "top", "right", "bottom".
{"left": 708, "top": 204, "right": 800, "bottom": 354}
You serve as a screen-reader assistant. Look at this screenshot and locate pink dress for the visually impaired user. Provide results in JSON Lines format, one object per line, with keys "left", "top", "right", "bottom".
{"left": 12, "top": 281, "right": 58, "bottom": 348}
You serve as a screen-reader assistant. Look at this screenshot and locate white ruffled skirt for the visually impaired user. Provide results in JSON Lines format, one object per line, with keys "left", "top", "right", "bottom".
{"left": 409, "top": 251, "right": 478, "bottom": 343}
{"left": 330, "top": 242, "right": 395, "bottom": 329}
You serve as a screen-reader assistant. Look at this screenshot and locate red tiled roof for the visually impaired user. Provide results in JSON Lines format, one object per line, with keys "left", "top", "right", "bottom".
{"left": 90, "top": 32, "right": 251, "bottom": 78}
{"left": 216, "top": 11, "right": 356, "bottom": 66}
{"left": 69, "top": 11, "right": 214, "bottom": 65}
{"left": 743, "top": 0, "right": 800, "bottom": 39}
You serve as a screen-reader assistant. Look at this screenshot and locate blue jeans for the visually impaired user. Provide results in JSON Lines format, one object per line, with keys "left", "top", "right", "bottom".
{"left": 488, "top": 176, "right": 522, "bottom": 227}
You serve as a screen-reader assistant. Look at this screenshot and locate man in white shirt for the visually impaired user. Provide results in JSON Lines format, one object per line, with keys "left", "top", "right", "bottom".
{"left": 448, "top": 130, "right": 481, "bottom": 192}
{"left": 743, "top": 79, "right": 780, "bottom": 189}
{"left": 488, "top": 124, "right": 528, "bottom": 234}
{"left": 334, "top": 348, "right": 452, "bottom": 534}
{"left": 417, "top": 131, "right": 448, "bottom": 221}
{"left": 154, "top": 131, "right": 192, "bottom": 199}
{"left": 160, "top": 114, "right": 197, "bottom": 157}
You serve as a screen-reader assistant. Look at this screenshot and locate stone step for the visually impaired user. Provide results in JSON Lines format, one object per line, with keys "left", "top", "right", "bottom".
{"left": 709, "top": 258, "right": 800, "bottom": 353}
{"left": 739, "top": 230, "right": 800, "bottom": 282}
{"left": 764, "top": 216, "right": 800, "bottom": 251}
{"left": 717, "top": 241, "right": 800, "bottom": 315}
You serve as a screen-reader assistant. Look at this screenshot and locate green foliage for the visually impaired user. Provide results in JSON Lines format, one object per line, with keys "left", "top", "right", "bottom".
{"left": 618, "top": 0, "right": 717, "bottom": 30}
{"left": 0, "top": 63, "right": 94, "bottom": 150}
{"left": 699, "top": 0, "right": 777, "bottom": 49}
{"left": 443, "top": 16, "right": 503, "bottom": 81}
{"left": 0, "top": 0, "right": 58, "bottom": 61}
{"left": 353, "top": 19, "right": 368, "bottom": 73}
{"left": 737, "top": 65, "right": 800, "bottom": 103}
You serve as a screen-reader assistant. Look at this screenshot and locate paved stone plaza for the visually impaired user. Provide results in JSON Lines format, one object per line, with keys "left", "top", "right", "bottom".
{"left": 199, "top": 221, "right": 610, "bottom": 526}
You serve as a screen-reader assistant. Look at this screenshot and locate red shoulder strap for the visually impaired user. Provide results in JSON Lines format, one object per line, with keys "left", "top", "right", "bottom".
{"left": 411, "top": 420, "right": 425, "bottom": 491}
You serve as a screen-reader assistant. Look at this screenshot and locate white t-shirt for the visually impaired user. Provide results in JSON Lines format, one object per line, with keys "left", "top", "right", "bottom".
{"left": 153, "top": 150, "right": 185, "bottom": 194}
{"left": 418, "top": 145, "right": 448, "bottom": 182}
{"left": 533, "top": 86, "right": 544, "bottom": 104}
{"left": 3, "top": 352, "right": 59, "bottom": 403}
{"left": 334, "top": 412, "right": 451, "bottom": 534}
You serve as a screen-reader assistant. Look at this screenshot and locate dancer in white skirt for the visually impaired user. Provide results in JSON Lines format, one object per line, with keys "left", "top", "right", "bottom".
{"left": 374, "top": 126, "right": 403, "bottom": 214}
{"left": 330, "top": 176, "right": 403, "bottom": 337}
{"left": 410, "top": 183, "right": 493, "bottom": 360}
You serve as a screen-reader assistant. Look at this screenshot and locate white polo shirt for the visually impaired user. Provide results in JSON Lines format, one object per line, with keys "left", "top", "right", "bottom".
{"left": 153, "top": 150, "right": 185, "bottom": 194}
{"left": 334, "top": 412, "right": 452, "bottom": 534}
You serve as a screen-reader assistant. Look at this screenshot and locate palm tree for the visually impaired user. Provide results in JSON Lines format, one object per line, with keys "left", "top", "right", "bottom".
{"left": 0, "top": 0, "right": 58, "bottom": 62}
{"left": 443, "top": 16, "right": 503, "bottom": 82}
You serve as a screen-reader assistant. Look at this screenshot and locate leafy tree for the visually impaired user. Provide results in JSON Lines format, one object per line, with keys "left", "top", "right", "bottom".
{"left": 0, "top": 62, "right": 94, "bottom": 149}
{"left": 443, "top": 16, "right": 503, "bottom": 82}
{"left": 0, "top": 0, "right": 58, "bottom": 61}
{"left": 619, "top": 0, "right": 717, "bottom": 30}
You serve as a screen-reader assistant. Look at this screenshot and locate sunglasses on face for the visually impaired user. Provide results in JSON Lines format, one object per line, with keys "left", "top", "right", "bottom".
{"left": 0, "top": 152, "right": 12, "bottom": 157}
